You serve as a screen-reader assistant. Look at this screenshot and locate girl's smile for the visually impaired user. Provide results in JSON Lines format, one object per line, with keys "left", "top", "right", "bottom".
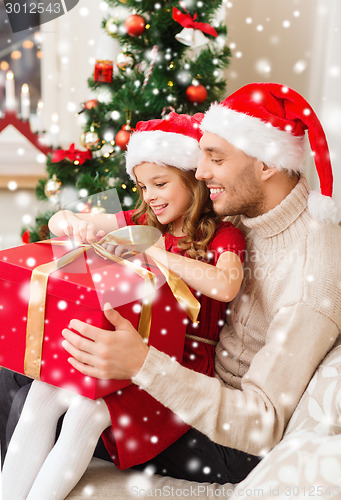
{"left": 150, "top": 203, "right": 168, "bottom": 215}
{"left": 134, "top": 162, "right": 192, "bottom": 236}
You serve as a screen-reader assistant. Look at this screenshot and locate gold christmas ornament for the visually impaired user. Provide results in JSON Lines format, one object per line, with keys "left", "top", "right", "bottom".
{"left": 116, "top": 52, "right": 135, "bottom": 71}
{"left": 80, "top": 129, "right": 102, "bottom": 151}
{"left": 91, "top": 200, "right": 107, "bottom": 214}
{"left": 44, "top": 174, "right": 61, "bottom": 199}
{"left": 105, "top": 17, "right": 120, "bottom": 38}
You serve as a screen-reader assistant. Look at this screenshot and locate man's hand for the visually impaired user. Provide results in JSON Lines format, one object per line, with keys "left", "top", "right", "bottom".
{"left": 61, "top": 304, "right": 149, "bottom": 380}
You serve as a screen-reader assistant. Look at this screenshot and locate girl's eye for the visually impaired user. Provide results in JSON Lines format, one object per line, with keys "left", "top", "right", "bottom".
{"left": 140, "top": 186, "right": 146, "bottom": 191}
{"left": 156, "top": 183, "right": 166, "bottom": 188}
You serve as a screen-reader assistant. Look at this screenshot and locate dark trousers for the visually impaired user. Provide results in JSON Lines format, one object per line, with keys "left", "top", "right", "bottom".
{"left": 0, "top": 368, "right": 261, "bottom": 485}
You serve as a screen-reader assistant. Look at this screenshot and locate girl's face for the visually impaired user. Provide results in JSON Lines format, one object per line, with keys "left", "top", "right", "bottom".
{"left": 134, "top": 162, "right": 192, "bottom": 235}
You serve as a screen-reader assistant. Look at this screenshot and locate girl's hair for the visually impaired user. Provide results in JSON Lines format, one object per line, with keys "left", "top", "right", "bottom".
{"left": 131, "top": 165, "right": 222, "bottom": 261}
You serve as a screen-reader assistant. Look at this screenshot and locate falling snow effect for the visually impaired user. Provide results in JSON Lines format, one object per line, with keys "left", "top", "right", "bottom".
{"left": 1, "top": 0, "right": 341, "bottom": 496}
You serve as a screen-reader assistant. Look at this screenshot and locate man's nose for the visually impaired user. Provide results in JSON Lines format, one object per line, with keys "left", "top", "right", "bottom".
{"left": 195, "top": 155, "right": 212, "bottom": 181}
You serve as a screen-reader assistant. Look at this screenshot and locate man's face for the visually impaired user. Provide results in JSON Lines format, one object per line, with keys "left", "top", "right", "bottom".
{"left": 196, "top": 132, "right": 265, "bottom": 217}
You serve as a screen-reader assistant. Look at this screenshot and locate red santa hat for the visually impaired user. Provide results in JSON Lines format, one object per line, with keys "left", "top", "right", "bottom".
{"left": 201, "top": 82, "right": 340, "bottom": 224}
{"left": 125, "top": 111, "right": 203, "bottom": 179}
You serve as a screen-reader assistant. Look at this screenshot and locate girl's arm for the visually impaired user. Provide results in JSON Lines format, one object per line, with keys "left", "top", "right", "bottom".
{"left": 145, "top": 246, "right": 243, "bottom": 302}
{"left": 48, "top": 210, "right": 120, "bottom": 242}
{"left": 49, "top": 211, "right": 243, "bottom": 301}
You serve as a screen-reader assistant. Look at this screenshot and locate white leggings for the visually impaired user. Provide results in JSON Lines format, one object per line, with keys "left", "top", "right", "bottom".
{"left": 2, "top": 379, "right": 111, "bottom": 500}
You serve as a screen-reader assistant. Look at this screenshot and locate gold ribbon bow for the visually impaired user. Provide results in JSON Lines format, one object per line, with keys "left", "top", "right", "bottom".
{"left": 24, "top": 226, "right": 201, "bottom": 380}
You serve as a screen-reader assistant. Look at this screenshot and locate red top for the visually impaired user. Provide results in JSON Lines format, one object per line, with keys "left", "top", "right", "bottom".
{"left": 102, "top": 210, "right": 245, "bottom": 469}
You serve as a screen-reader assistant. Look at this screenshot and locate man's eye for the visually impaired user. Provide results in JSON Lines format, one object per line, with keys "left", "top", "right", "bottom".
{"left": 212, "top": 159, "right": 223, "bottom": 164}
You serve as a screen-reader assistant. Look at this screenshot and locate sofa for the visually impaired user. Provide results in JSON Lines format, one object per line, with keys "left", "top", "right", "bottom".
{"left": 67, "top": 341, "right": 341, "bottom": 500}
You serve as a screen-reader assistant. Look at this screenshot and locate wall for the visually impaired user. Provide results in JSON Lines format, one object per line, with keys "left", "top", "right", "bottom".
{"left": 225, "top": 0, "right": 315, "bottom": 96}
{"left": 224, "top": 0, "right": 341, "bottom": 199}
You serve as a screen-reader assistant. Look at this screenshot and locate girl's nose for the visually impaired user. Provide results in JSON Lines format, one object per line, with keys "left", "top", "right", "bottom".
{"left": 144, "top": 188, "right": 156, "bottom": 204}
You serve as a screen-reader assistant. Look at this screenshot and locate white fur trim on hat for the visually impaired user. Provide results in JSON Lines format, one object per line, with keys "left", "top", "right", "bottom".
{"left": 126, "top": 130, "right": 202, "bottom": 179}
{"left": 308, "top": 191, "right": 341, "bottom": 224}
{"left": 201, "top": 104, "right": 306, "bottom": 173}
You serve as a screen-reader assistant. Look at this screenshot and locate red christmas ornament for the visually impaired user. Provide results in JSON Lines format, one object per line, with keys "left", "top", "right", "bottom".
{"left": 84, "top": 99, "right": 98, "bottom": 110}
{"left": 125, "top": 14, "right": 146, "bottom": 37}
{"left": 186, "top": 83, "right": 207, "bottom": 104}
{"left": 115, "top": 124, "right": 133, "bottom": 151}
{"left": 94, "top": 60, "right": 113, "bottom": 83}
{"left": 21, "top": 229, "right": 30, "bottom": 244}
{"left": 81, "top": 202, "right": 92, "bottom": 213}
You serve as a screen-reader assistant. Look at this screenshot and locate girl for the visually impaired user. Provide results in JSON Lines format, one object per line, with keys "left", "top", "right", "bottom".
{"left": 3, "top": 112, "right": 245, "bottom": 500}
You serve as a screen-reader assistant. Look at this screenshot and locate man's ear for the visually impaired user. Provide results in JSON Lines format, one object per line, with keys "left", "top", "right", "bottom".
{"left": 260, "top": 163, "right": 278, "bottom": 181}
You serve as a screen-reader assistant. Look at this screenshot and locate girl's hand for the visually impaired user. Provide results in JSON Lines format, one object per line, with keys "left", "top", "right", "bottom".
{"left": 61, "top": 212, "right": 105, "bottom": 243}
{"left": 101, "top": 243, "right": 137, "bottom": 259}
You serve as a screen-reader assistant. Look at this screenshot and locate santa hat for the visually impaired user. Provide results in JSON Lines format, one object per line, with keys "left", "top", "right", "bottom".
{"left": 125, "top": 111, "right": 203, "bottom": 179}
{"left": 201, "top": 82, "right": 340, "bottom": 224}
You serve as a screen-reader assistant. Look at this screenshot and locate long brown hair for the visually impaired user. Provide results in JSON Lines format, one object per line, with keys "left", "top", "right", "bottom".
{"left": 131, "top": 166, "right": 222, "bottom": 261}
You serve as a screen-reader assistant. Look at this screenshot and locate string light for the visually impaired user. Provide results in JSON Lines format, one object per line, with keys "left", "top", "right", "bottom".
{"left": 11, "top": 50, "right": 22, "bottom": 60}
{"left": 1, "top": 61, "right": 9, "bottom": 71}
{"left": 22, "top": 40, "right": 34, "bottom": 49}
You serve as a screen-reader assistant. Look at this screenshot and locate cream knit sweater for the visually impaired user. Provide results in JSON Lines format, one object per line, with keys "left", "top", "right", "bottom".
{"left": 132, "top": 175, "right": 341, "bottom": 456}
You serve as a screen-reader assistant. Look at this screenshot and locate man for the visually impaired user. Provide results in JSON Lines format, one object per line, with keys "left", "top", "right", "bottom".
{"left": 1, "top": 83, "right": 341, "bottom": 485}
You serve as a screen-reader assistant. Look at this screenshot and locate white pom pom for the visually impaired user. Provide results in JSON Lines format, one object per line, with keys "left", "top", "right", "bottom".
{"left": 308, "top": 191, "right": 341, "bottom": 224}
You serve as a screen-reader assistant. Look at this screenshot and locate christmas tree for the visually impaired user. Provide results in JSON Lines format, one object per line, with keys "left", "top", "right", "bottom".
{"left": 24, "top": 0, "right": 231, "bottom": 242}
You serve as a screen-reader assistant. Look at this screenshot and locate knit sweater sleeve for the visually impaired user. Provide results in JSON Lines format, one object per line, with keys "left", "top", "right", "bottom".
{"left": 132, "top": 303, "right": 339, "bottom": 455}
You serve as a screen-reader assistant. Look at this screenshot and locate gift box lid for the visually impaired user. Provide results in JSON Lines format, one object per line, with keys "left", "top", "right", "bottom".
{"left": 0, "top": 239, "right": 165, "bottom": 311}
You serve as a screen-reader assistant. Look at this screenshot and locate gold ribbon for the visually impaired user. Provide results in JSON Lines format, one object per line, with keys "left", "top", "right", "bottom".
{"left": 24, "top": 226, "right": 200, "bottom": 380}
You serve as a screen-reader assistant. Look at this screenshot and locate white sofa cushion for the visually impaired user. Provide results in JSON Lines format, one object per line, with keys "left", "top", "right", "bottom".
{"left": 232, "top": 344, "right": 341, "bottom": 499}
{"left": 67, "top": 344, "right": 341, "bottom": 499}
{"left": 66, "top": 458, "right": 235, "bottom": 499}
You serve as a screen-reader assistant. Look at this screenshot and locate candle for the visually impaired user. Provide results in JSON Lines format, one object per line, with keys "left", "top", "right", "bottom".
{"left": 50, "top": 113, "right": 60, "bottom": 149}
{"left": 21, "top": 83, "right": 30, "bottom": 120}
{"left": 5, "top": 71, "right": 16, "bottom": 111}
{"left": 36, "top": 99, "right": 44, "bottom": 133}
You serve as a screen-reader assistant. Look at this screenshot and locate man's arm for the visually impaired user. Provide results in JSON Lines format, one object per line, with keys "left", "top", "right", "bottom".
{"left": 62, "top": 302, "right": 340, "bottom": 456}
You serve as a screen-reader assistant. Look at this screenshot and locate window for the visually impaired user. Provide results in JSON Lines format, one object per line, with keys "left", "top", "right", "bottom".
{"left": 0, "top": 2, "right": 41, "bottom": 116}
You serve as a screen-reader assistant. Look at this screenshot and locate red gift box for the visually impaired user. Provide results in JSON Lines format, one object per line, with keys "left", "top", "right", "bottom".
{"left": 0, "top": 239, "right": 190, "bottom": 399}
{"left": 94, "top": 60, "right": 113, "bottom": 83}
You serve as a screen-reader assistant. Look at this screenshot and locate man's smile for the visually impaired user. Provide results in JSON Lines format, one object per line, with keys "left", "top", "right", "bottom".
{"left": 207, "top": 186, "right": 225, "bottom": 200}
